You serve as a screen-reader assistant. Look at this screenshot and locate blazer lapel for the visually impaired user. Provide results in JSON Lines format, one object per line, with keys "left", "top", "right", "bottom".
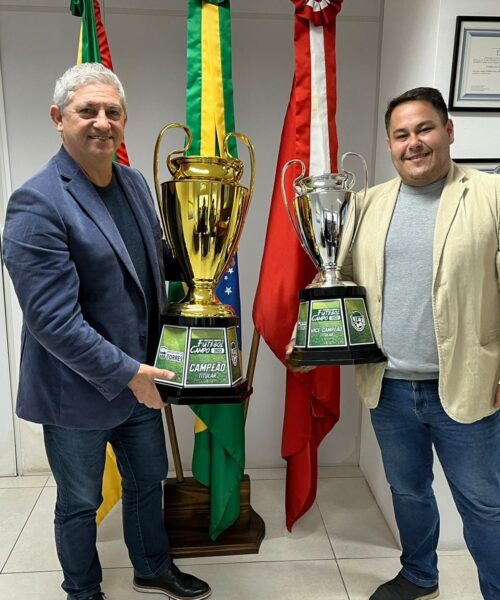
{"left": 115, "top": 166, "right": 163, "bottom": 300}
{"left": 372, "top": 179, "right": 400, "bottom": 295}
{"left": 433, "top": 162, "right": 467, "bottom": 281}
{"left": 56, "top": 147, "right": 143, "bottom": 291}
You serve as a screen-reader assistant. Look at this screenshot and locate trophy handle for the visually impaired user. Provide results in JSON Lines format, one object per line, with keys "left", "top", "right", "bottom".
{"left": 281, "top": 159, "right": 307, "bottom": 245}
{"left": 223, "top": 131, "right": 255, "bottom": 206}
{"left": 340, "top": 151, "right": 368, "bottom": 202}
{"left": 153, "top": 122, "right": 192, "bottom": 208}
{"left": 218, "top": 132, "right": 256, "bottom": 278}
{"left": 340, "top": 152, "right": 368, "bottom": 253}
{"left": 153, "top": 123, "right": 192, "bottom": 251}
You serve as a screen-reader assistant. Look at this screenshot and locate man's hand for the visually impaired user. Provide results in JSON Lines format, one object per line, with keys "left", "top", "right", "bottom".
{"left": 285, "top": 338, "right": 316, "bottom": 373}
{"left": 127, "top": 364, "right": 175, "bottom": 409}
{"left": 495, "top": 384, "right": 500, "bottom": 409}
{"left": 285, "top": 338, "right": 295, "bottom": 359}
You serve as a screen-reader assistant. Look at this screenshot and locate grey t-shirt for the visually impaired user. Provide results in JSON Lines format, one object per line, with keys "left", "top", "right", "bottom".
{"left": 382, "top": 178, "right": 445, "bottom": 380}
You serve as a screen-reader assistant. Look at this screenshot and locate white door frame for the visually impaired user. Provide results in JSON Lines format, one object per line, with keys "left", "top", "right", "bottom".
{"left": 0, "top": 49, "right": 18, "bottom": 476}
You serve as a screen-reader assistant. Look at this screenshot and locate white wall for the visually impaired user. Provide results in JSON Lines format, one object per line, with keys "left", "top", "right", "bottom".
{"left": 0, "top": 222, "right": 16, "bottom": 477}
{"left": 0, "top": 55, "right": 17, "bottom": 476}
{"left": 0, "top": 0, "right": 383, "bottom": 474}
{"left": 361, "top": 0, "right": 500, "bottom": 550}
{"left": 374, "top": 0, "right": 500, "bottom": 183}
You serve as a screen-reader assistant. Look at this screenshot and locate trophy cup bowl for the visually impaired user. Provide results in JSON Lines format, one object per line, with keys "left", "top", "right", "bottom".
{"left": 282, "top": 153, "right": 385, "bottom": 366}
{"left": 171, "top": 155, "right": 243, "bottom": 182}
{"left": 152, "top": 123, "right": 255, "bottom": 403}
{"left": 160, "top": 175, "right": 247, "bottom": 318}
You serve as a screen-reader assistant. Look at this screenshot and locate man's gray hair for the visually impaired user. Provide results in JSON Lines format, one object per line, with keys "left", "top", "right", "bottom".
{"left": 53, "top": 63, "right": 127, "bottom": 113}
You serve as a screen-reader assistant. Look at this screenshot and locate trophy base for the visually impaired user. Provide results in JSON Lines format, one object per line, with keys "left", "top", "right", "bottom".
{"left": 154, "top": 315, "right": 245, "bottom": 403}
{"left": 290, "top": 285, "right": 386, "bottom": 367}
{"left": 157, "top": 378, "right": 250, "bottom": 405}
{"left": 288, "top": 346, "right": 385, "bottom": 367}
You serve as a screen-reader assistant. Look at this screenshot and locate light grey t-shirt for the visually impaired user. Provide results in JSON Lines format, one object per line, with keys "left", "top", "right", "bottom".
{"left": 382, "top": 178, "right": 445, "bottom": 380}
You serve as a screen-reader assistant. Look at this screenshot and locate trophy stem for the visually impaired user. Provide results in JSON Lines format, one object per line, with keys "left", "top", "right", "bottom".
{"left": 322, "top": 266, "right": 340, "bottom": 286}
{"left": 191, "top": 286, "right": 217, "bottom": 305}
{"left": 305, "top": 265, "right": 339, "bottom": 288}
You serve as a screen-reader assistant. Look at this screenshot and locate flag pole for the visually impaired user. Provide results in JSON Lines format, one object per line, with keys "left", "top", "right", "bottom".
{"left": 164, "top": 405, "right": 185, "bottom": 482}
{"left": 243, "top": 328, "right": 261, "bottom": 423}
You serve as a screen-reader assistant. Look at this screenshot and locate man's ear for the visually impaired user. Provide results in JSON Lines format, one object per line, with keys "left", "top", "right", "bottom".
{"left": 50, "top": 105, "right": 63, "bottom": 132}
{"left": 447, "top": 118, "right": 455, "bottom": 145}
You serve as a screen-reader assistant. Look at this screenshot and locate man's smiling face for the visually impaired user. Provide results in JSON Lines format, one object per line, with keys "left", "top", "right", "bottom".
{"left": 50, "top": 82, "right": 127, "bottom": 170}
{"left": 387, "top": 100, "right": 454, "bottom": 187}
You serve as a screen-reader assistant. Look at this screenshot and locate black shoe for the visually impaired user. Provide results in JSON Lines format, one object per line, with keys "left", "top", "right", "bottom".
{"left": 133, "top": 563, "right": 211, "bottom": 600}
{"left": 84, "top": 594, "right": 106, "bottom": 600}
{"left": 370, "top": 573, "right": 439, "bottom": 600}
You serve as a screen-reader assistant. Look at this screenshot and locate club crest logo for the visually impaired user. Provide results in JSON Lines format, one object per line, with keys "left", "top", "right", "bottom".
{"left": 350, "top": 311, "right": 366, "bottom": 332}
{"left": 230, "top": 341, "right": 239, "bottom": 367}
{"left": 158, "top": 347, "right": 183, "bottom": 363}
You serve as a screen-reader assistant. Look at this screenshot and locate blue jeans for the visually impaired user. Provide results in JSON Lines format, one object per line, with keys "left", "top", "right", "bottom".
{"left": 370, "top": 378, "right": 500, "bottom": 599}
{"left": 43, "top": 402, "right": 171, "bottom": 600}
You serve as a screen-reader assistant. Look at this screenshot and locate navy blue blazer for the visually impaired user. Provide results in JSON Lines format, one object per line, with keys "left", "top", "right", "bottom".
{"left": 3, "top": 146, "right": 176, "bottom": 429}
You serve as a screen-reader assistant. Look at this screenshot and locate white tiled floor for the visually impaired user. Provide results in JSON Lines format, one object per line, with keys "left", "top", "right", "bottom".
{"left": 0, "top": 468, "right": 482, "bottom": 600}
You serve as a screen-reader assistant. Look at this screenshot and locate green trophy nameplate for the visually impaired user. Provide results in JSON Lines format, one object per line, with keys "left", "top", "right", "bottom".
{"left": 288, "top": 286, "right": 385, "bottom": 366}
{"left": 308, "top": 299, "right": 347, "bottom": 348}
{"left": 294, "top": 301, "right": 309, "bottom": 348}
{"left": 344, "top": 297, "right": 375, "bottom": 346}
{"left": 155, "top": 325, "right": 242, "bottom": 388}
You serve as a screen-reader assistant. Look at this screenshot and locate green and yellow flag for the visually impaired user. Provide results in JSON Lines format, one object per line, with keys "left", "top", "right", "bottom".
{"left": 71, "top": 0, "right": 130, "bottom": 166}
{"left": 184, "top": 0, "right": 245, "bottom": 540}
{"left": 70, "top": 0, "right": 129, "bottom": 523}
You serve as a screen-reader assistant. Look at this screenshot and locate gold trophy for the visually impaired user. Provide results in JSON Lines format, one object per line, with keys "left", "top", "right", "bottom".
{"left": 153, "top": 123, "right": 255, "bottom": 403}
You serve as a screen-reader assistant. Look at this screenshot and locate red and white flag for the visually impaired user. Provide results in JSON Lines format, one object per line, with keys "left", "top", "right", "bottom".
{"left": 253, "top": 0, "right": 343, "bottom": 531}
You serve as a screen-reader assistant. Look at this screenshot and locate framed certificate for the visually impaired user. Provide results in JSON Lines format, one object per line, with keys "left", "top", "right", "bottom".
{"left": 449, "top": 16, "right": 500, "bottom": 111}
{"left": 454, "top": 158, "right": 500, "bottom": 173}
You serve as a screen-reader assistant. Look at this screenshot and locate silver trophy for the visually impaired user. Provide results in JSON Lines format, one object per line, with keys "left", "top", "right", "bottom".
{"left": 282, "top": 153, "right": 384, "bottom": 366}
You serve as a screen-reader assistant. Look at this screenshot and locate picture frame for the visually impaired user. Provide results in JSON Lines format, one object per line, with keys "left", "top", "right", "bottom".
{"left": 453, "top": 158, "right": 500, "bottom": 173}
{"left": 448, "top": 16, "right": 500, "bottom": 111}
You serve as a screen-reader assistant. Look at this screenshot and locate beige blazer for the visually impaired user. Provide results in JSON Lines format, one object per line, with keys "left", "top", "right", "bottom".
{"left": 340, "top": 162, "right": 500, "bottom": 423}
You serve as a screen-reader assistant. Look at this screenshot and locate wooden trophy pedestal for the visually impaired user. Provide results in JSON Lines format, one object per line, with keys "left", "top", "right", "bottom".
{"left": 163, "top": 474, "right": 265, "bottom": 558}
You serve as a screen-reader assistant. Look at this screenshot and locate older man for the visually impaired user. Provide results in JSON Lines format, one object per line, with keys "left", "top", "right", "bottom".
{"left": 3, "top": 63, "right": 211, "bottom": 600}
{"left": 342, "top": 87, "right": 500, "bottom": 600}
